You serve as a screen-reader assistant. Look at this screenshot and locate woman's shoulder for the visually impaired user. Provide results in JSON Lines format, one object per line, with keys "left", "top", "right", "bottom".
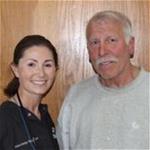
{"left": 0, "top": 100, "right": 16, "bottom": 110}
{"left": 0, "top": 101, "right": 19, "bottom": 119}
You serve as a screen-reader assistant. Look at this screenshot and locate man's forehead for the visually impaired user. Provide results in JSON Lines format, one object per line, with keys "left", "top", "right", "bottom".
{"left": 91, "top": 18, "right": 122, "bottom": 27}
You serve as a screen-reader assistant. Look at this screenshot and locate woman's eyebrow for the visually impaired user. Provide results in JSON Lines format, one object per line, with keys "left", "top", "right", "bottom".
{"left": 25, "top": 58, "right": 54, "bottom": 62}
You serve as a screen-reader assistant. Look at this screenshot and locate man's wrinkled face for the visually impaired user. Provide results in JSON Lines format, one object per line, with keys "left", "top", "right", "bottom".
{"left": 87, "top": 20, "right": 134, "bottom": 80}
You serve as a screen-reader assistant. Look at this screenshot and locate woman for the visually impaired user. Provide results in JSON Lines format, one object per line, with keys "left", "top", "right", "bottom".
{"left": 0, "top": 35, "right": 59, "bottom": 150}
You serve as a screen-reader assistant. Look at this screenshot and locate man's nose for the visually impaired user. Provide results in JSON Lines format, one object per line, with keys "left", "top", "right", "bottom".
{"left": 98, "top": 42, "right": 107, "bottom": 56}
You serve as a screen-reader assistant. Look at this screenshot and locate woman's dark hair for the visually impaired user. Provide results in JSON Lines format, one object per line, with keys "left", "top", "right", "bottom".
{"left": 4, "top": 35, "right": 58, "bottom": 97}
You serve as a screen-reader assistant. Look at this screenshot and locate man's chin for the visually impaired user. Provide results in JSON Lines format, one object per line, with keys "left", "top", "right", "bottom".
{"left": 97, "top": 71, "right": 116, "bottom": 80}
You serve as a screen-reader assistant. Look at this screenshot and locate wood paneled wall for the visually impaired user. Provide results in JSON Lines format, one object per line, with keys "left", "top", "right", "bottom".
{"left": 1, "top": 0, "right": 149, "bottom": 123}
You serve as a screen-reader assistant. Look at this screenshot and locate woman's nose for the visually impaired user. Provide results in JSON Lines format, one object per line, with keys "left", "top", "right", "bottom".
{"left": 37, "top": 67, "right": 45, "bottom": 76}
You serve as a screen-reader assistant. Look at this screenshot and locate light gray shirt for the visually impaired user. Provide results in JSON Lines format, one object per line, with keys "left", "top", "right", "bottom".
{"left": 56, "top": 69, "right": 150, "bottom": 149}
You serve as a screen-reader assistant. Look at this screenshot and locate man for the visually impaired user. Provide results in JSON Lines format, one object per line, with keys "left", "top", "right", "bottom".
{"left": 56, "top": 10, "right": 149, "bottom": 149}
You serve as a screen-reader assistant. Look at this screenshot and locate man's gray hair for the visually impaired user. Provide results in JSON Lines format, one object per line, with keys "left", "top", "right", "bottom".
{"left": 86, "top": 10, "right": 133, "bottom": 43}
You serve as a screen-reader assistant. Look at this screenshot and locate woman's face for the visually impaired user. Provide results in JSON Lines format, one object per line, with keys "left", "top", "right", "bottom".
{"left": 12, "top": 45, "right": 57, "bottom": 97}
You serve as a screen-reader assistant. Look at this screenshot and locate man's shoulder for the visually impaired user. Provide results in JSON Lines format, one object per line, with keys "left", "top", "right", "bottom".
{"left": 64, "top": 75, "right": 99, "bottom": 102}
{"left": 72, "top": 75, "right": 98, "bottom": 89}
{"left": 142, "top": 69, "right": 150, "bottom": 74}
{"left": 140, "top": 69, "right": 150, "bottom": 80}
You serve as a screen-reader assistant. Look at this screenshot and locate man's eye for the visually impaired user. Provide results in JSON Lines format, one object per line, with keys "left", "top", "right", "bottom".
{"left": 92, "top": 40, "right": 99, "bottom": 45}
{"left": 89, "top": 40, "right": 99, "bottom": 46}
{"left": 111, "top": 38, "right": 116, "bottom": 42}
{"left": 108, "top": 38, "right": 117, "bottom": 43}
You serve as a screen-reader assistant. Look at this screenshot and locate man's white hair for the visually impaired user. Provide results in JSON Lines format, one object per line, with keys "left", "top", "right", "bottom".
{"left": 86, "top": 10, "right": 133, "bottom": 44}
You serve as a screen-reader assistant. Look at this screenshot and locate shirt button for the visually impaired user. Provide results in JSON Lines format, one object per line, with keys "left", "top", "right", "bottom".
{"left": 27, "top": 113, "right": 32, "bottom": 117}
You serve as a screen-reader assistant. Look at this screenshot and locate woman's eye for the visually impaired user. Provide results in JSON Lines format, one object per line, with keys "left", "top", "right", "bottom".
{"left": 45, "top": 63, "right": 52, "bottom": 67}
{"left": 27, "top": 63, "right": 35, "bottom": 67}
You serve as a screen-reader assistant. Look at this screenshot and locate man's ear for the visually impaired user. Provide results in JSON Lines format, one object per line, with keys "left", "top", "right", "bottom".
{"left": 11, "top": 63, "right": 19, "bottom": 78}
{"left": 128, "top": 37, "right": 135, "bottom": 58}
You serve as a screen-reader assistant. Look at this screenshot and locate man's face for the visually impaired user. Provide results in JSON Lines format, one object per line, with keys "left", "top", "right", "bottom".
{"left": 87, "top": 19, "right": 134, "bottom": 80}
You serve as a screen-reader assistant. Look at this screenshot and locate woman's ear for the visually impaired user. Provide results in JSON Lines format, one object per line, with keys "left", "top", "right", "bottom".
{"left": 11, "top": 63, "right": 19, "bottom": 78}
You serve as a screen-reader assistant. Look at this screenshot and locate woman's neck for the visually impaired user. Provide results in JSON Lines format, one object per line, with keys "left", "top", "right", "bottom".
{"left": 12, "top": 93, "right": 42, "bottom": 119}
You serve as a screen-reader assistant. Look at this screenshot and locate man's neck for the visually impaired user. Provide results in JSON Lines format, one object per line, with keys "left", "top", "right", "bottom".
{"left": 99, "top": 66, "right": 140, "bottom": 88}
